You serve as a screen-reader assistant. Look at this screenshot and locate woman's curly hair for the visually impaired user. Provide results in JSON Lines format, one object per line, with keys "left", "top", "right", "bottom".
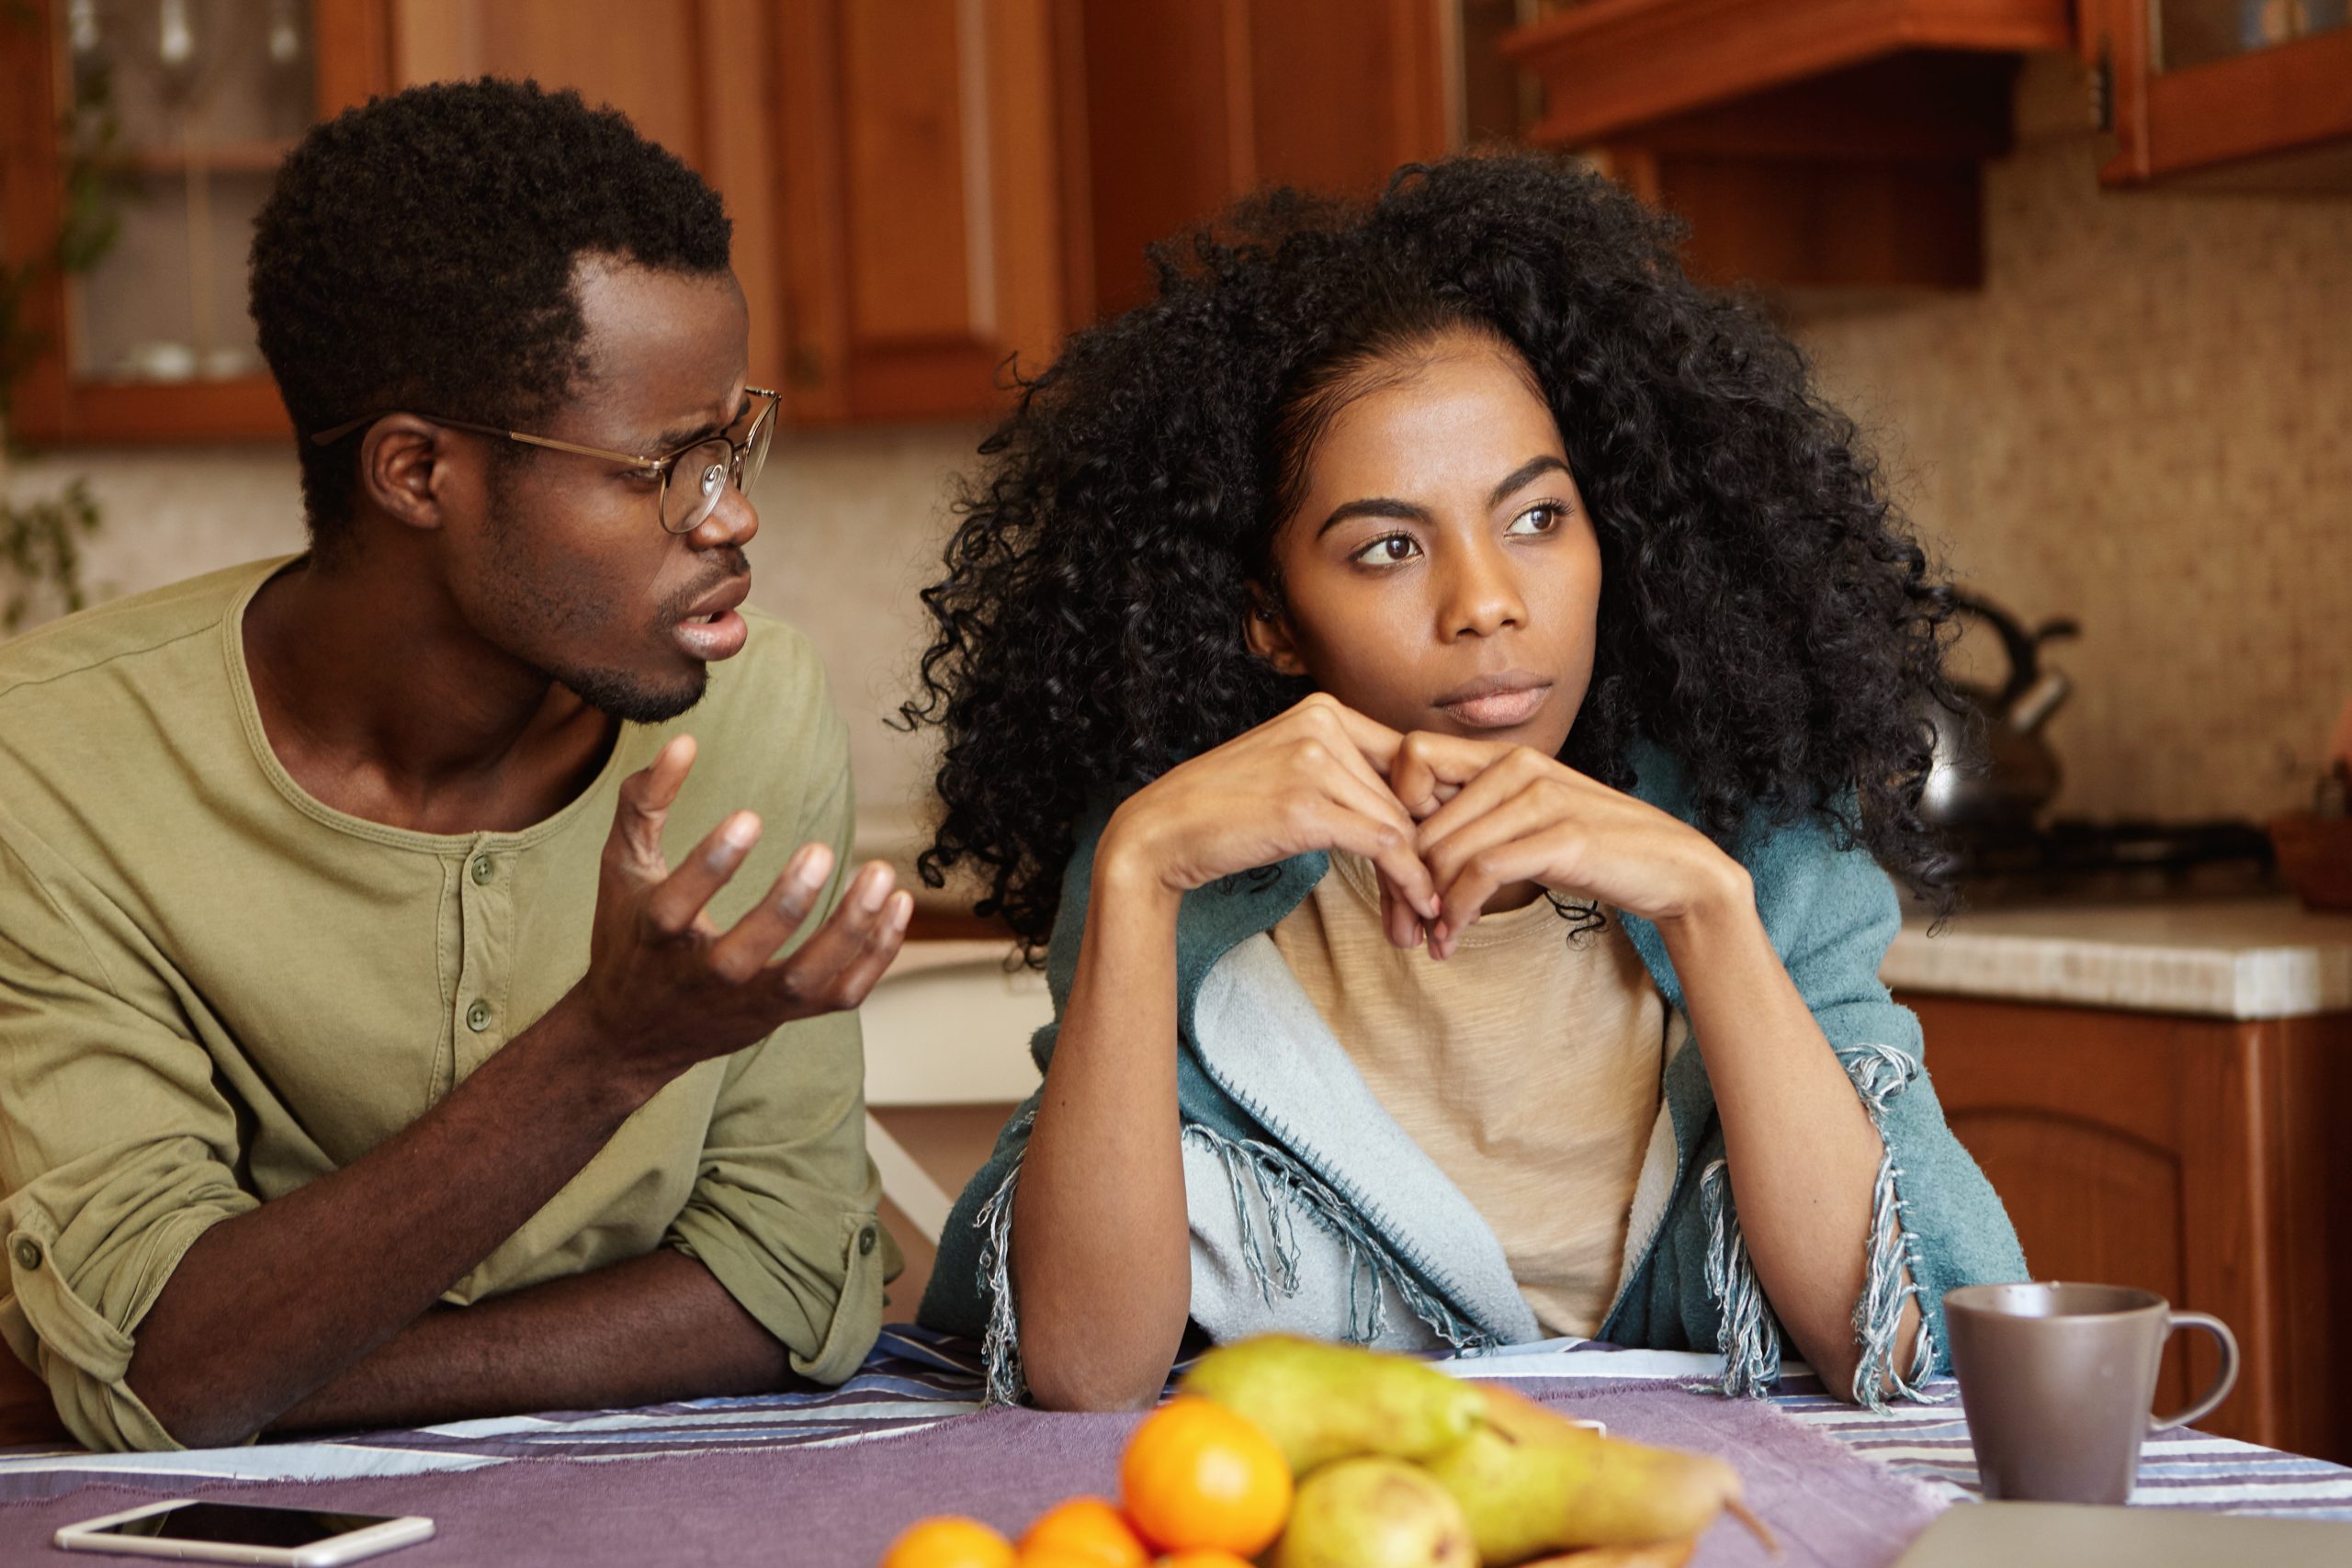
{"left": 901, "top": 151, "right": 1951, "bottom": 957}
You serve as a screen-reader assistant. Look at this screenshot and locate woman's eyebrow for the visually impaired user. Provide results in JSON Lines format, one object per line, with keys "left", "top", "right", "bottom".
{"left": 1488, "top": 454, "right": 1570, "bottom": 508}
{"left": 1317, "top": 496, "right": 1429, "bottom": 536}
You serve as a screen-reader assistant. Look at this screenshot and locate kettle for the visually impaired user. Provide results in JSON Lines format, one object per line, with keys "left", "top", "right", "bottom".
{"left": 1918, "top": 592, "right": 2079, "bottom": 836}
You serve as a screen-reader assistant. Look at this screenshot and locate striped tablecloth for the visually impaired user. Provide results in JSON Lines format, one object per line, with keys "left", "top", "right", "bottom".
{"left": 3, "top": 1327, "right": 2345, "bottom": 1562}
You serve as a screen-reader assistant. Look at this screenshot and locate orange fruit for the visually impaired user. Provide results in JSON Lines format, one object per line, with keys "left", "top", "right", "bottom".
{"left": 1153, "top": 1553, "right": 1258, "bottom": 1568}
{"left": 879, "top": 1516, "right": 1016, "bottom": 1568}
{"left": 1018, "top": 1497, "right": 1150, "bottom": 1568}
{"left": 1119, "top": 1396, "right": 1293, "bottom": 1556}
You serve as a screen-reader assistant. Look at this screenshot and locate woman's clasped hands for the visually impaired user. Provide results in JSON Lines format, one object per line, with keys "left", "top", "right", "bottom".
{"left": 1097, "top": 694, "right": 1747, "bottom": 959}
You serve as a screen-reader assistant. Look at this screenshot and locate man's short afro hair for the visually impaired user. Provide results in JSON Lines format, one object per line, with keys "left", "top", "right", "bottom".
{"left": 250, "top": 76, "right": 731, "bottom": 552}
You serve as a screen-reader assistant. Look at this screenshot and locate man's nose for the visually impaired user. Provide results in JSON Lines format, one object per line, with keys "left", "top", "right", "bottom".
{"left": 689, "top": 478, "right": 759, "bottom": 550}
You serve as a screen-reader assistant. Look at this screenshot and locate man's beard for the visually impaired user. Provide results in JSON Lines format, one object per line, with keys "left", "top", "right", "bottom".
{"left": 556, "top": 656, "right": 710, "bottom": 725}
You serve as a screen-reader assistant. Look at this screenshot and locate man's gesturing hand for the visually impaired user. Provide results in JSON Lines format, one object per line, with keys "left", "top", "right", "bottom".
{"left": 570, "top": 736, "right": 910, "bottom": 1090}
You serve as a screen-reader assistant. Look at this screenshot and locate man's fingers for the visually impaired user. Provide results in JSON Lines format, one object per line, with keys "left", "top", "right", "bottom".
{"left": 607, "top": 735, "right": 698, "bottom": 872}
{"left": 705, "top": 840, "right": 839, "bottom": 979}
{"left": 824, "top": 889, "right": 914, "bottom": 1006}
{"left": 763, "top": 860, "right": 902, "bottom": 1002}
{"left": 642, "top": 809, "right": 763, "bottom": 938}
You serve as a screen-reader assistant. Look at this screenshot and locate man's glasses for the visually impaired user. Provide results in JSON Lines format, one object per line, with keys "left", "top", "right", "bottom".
{"left": 309, "top": 389, "right": 781, "bottom": 536}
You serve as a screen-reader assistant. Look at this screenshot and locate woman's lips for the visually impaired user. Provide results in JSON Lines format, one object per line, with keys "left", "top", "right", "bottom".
{"left": 1439, "top": 683, "right": 1551, "bottom": 729}
{"left": 1434, "top": 671, "right": 1553, "bottom": 730}
{"left": 673, "top": 607, "right": 748, "bottom": 661}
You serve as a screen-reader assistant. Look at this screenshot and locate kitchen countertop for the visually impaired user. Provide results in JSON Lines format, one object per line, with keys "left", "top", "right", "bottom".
{"left": 1882, "top": 897, "right": 2352, "bottom": 1020}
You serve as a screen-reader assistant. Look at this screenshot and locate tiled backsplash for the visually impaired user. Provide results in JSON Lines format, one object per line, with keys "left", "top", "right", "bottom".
{"left": 1792, "top": 55, "right": 2352, "bottom": 823}
{"left": 7, "top": 52, "right": 2346, "bottom": 828}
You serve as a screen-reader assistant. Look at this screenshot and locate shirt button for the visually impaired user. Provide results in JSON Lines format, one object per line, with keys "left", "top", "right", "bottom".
{"left": 469, "top": 854, "right": 494, "bottom": 885}
{"left": 12, "top": 1238, "right": 41, "bottom": 1272}
{"left": 466, "top": 1000, "right": 492, "bottom": 1032}
{"left": 856, "top": 1224, "right": 877, "bottom": 1258}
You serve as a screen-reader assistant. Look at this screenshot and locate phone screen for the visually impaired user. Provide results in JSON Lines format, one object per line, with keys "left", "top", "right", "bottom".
{"left": 91, "top": 1503, "right": 398, "bottom": 1547}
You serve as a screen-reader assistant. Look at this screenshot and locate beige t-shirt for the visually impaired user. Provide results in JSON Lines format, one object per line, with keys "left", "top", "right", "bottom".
{"left": 0, "top": 558, "right": 898, "bottom": 1451}
{"left": 1271, "top": 852, "right": 1665, "bottom": 1337}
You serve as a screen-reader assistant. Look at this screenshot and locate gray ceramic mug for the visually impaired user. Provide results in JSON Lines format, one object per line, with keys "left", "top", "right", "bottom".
{"left": 1943, "top": 1282, "right": 2240, "bottom": 1505}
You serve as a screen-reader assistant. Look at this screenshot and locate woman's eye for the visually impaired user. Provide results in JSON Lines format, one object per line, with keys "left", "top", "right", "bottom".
{"left": 1507, "top": 502, "right": 1566, "bottom": 536}
{"left": 1351, "top": 534, "right": 1421, "bottom": 567}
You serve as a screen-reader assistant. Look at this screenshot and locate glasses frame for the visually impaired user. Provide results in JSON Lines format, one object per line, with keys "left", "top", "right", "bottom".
{"left": 308, "top": 388, "right": 782, "bottom": 535}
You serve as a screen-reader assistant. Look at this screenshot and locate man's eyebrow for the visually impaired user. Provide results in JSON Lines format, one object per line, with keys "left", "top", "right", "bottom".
{"left": 648, "top": 393, "right": 753, "bottom": 454}
{"left": 1488, "top": 455, "right": 1570, "bottom": 509}
{"left": 1317, "top": 496, "right": 1430, "bottom": 536}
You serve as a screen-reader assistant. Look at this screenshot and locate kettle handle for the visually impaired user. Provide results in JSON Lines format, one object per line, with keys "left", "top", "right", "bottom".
{"left": 1951, "top": 592, "right": 2078, "bottom": 709}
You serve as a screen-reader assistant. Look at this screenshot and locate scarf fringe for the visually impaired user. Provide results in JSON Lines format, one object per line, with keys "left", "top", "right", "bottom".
{"left": 1838, "top": 1043, "right": 1947, "bottom": 1412}
{"left": 1701, "top": 1042, "right": 1947, "bottom": 1411}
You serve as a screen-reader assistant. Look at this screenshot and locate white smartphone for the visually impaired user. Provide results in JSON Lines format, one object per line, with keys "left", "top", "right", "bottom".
{"left": 53, "top": 1500, "right": 434, "bottom": 1566}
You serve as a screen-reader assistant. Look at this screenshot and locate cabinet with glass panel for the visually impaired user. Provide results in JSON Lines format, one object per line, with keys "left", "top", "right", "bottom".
{"left": 2084, "top": 0, "right": 2352, "bottom": 186}
{"left": 0, "top": 0, "right": 390, "bottom": 442}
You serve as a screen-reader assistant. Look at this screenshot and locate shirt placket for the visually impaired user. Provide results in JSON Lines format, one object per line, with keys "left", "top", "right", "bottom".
{"left": 451, "top": 831, "right": 517, "bottom": 1077}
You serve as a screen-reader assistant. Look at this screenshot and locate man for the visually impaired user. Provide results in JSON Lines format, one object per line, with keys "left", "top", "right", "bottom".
{"left": 0, "top": 79, "right": 910, "bottom": 1453}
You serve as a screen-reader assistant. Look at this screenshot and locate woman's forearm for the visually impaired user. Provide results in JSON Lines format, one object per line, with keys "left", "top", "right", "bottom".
{"left": 1008, "top": 840, "right": 1194, "bottom": 1410}
{"left": 1658, "top": 866, "right": 1920, "bottom": 1399}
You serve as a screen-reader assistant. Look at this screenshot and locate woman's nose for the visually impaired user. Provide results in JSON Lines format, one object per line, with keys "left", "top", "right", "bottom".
{"left": 1441, "top": 539, "right": 1526, "bottom": 640}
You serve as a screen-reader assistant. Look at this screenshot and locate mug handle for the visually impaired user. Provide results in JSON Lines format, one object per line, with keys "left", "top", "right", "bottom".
{"left": 2150, "top": 1311, "right": 2239, "bottom": 1433}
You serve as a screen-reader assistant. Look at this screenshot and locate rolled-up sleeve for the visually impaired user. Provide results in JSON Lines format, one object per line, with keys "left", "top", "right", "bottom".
{"left": 0, "top": 839, "right": 255, "bottom": 1452}
{"left": 662, "top": 681, "right": 899, "bottom": 1383}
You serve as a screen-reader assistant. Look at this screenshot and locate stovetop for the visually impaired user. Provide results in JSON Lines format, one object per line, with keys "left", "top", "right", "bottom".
{"left": 1928, "top": 818, "right": 2280, "bottom": 907}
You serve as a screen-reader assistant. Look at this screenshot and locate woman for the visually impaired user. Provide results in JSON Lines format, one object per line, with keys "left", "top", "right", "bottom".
{"left": 902, "top": 152, "right": 2024, "bottom": 1412}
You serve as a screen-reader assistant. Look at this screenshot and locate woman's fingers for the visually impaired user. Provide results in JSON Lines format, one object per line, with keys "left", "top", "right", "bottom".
{"left": 1430, "top": 829, "right": 1570, "bottom": 959}
{"left": 1307, "top": 763, "right": 1440, "bottom": 918}
{"left": 1388, "top": 729, "right": 1510, "bottom": 819}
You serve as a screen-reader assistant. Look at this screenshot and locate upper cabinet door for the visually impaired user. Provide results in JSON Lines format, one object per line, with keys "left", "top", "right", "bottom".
{"left": 775, "top": 0, "right": 1071, "bottom": 423}
{"left": 0, "top": 0, "right": 393, "bottom": 445}
{"left": 388, "top": 0, "right": 791, "bottom": 402}
{"left": 1074, "top": 0, "right": 1454, "bottom": 317}
{"left": 2084, "top": 0, "right": 2352, "bottom": 187}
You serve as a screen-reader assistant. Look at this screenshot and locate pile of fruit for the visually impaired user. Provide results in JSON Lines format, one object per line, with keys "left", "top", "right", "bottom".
{"left": 877, "top": 1335, "right": 1771, "bottom": 1568}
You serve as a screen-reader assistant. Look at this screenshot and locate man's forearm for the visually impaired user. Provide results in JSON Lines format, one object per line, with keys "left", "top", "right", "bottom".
{"left": 126, "top": 994, "right": 661, "bottom": 1449}
{"left": 270, "top": 1249, "right": 793, "bottom": 1436}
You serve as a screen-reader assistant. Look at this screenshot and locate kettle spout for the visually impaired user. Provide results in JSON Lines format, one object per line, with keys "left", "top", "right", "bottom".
{"left": 2007, "top": 669, "right": 2071, "bottom": 736}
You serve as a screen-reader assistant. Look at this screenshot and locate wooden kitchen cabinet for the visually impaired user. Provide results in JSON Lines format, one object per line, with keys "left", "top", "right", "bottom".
{"left": 773, "top": 0, "right": 1073, "bottom": 423}
{"left": 0, "top": 0, "right": 392, "bottom": 444}
{"left": 2080, "top": 0, "right": 2352, "bottom": 187}
{"left": 1070, "top": 0, "right": 1453, "bottom": 318}
{"left": 1906, "top": 992, "right": 2352, "bottom": 1463}
{"left": 1502, "top": 0, "right": 2078, "bottom": 290}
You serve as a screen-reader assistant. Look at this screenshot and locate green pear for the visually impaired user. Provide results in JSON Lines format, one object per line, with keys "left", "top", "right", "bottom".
{"left": 1179, "top": 1335, "right": 1487, "bottom": 1474}
{"left": 1421, "top": 1384, "right": 1745, "bottom": 1563}
{"left": 1271, "top": 1456, "right": 1476, "bottom": 1568}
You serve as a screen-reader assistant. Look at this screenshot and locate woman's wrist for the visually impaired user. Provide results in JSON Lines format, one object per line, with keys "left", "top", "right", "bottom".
{"left": 1647, "top": 848, "right": 1758, "bottom": 946}
{"left": 1093, "top": 811, "right": 1188, "bottom": 917}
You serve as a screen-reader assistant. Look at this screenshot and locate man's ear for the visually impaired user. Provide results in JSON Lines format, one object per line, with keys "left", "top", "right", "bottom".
{"left": 356, "top": 415, "right": 452, "bottom": 534}
{"left": 1242, "top": 583, "right": 1308, "bottom": 677}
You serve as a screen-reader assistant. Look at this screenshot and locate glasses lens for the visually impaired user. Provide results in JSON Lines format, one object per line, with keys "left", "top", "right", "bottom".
{"left": 741, "top": 403, "right": 775, "bottom": 496}
{"left": 662, "top": 438, "right": 734, "bottom": 534}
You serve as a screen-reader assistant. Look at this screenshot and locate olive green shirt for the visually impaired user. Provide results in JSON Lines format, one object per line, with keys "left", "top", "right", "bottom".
{"left": 0, "top": 558, "right": 899, "bottom": 1452}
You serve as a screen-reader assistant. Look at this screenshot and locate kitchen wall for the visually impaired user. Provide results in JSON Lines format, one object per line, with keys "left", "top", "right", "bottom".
{"left": 10, "top": 51, "right": 2346, "bottom": 829}
{"left": 1, "top": 424, "right": 984, "bottom": 841}
{"left": 1792, "top": 55, "right": 2352, "bottom": 824}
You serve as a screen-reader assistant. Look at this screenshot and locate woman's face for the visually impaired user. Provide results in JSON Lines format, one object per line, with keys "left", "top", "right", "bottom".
{"left": 1249, "top": 331, "right": 1600, "bottom": 757}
